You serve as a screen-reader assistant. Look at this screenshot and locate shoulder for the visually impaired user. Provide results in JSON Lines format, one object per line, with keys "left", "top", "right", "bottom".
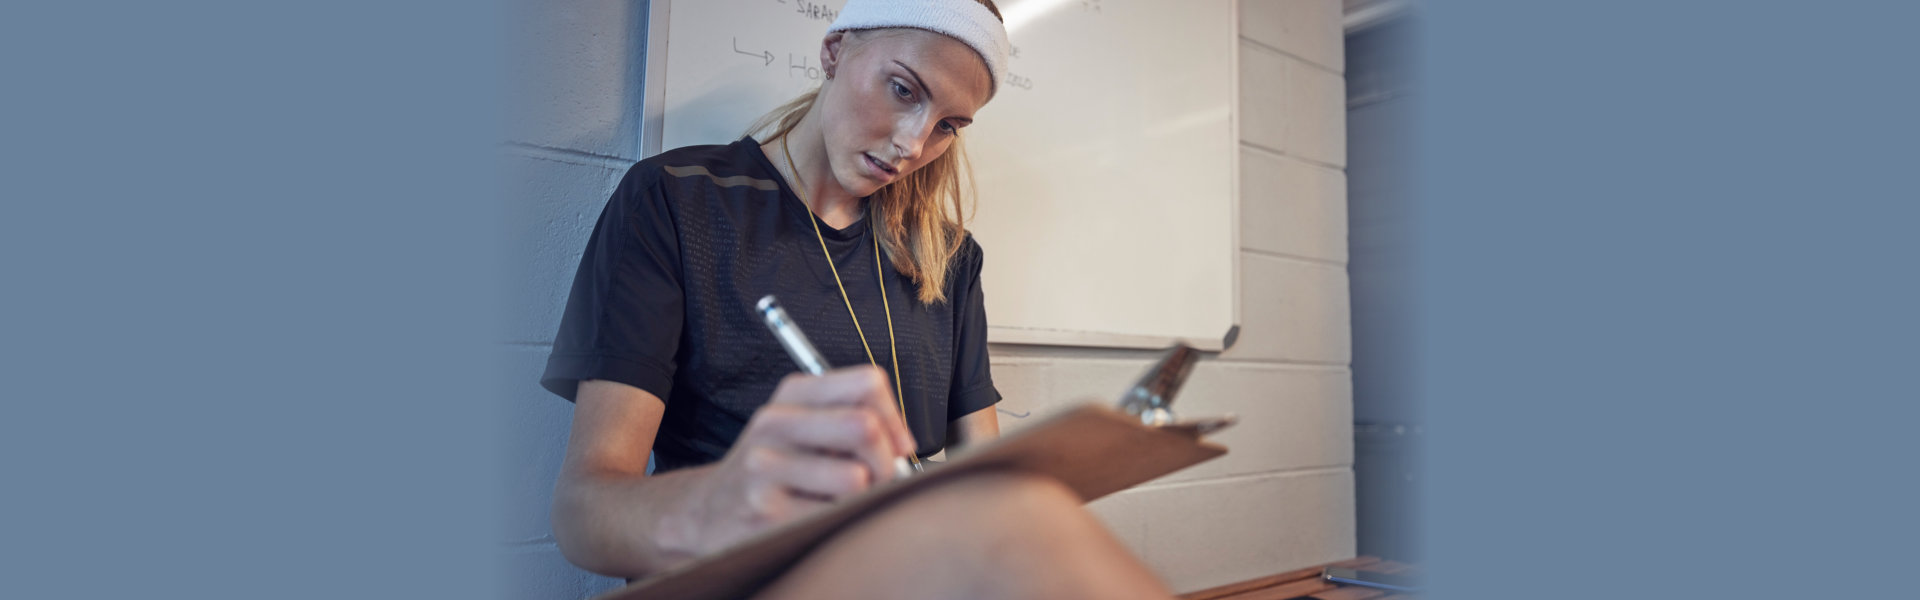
{"left": 957, "top": 231, "right": 985, "bottom": 265}
{"left": 603, "top": 139, "right": 766, "bottom": 222}
{"left": 948, "top": 231, "right": 987, "bottom": 284}
{"left": 620, "top": 137, "right": 769, "bottom": 192}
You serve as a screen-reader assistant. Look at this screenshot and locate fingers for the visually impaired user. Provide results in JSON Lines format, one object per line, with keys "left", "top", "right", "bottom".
{"left": 733, "top": 447, "right": 862, "bottom": 530}
{"left": 740, "top": 475, "right": 836, "bottom": 526}
{"left": 769, "top": 366, "right": 917, "bottom": 456}
{"left": 750, "top": 404, "right": 902, "bottom": 485}
{"left": 716, "top": 367, "right": 915, "bottom": 538}
{"left": 741, "top": 445, "right": 873, "bottom": 500}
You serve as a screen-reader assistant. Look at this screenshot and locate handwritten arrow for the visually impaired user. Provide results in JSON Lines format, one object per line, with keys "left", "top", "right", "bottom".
{"left": 733, "top": 37, "right": 773, "bottom": 66}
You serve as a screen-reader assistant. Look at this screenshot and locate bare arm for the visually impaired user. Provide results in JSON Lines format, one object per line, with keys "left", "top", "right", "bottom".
{"left": 551, "top": 369, "right": 918, "bottom": 578}
{"left": 550, "top": 380, "right": 705, "bottom": 577}
{"left": 946, "top": 407, "right": 1000, "bottom": 454}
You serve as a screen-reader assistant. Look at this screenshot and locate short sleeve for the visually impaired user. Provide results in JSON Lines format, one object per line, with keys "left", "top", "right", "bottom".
{"left": 947, "top": 236, "right": 1001, "bottom": 420}
{"left": 540, "top": 164, "right": 685, "bottom": 402}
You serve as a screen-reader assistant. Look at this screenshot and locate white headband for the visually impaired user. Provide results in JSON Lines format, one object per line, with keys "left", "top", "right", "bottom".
{"left": 827, "top": 0, "right": 1012, "bottom": 97}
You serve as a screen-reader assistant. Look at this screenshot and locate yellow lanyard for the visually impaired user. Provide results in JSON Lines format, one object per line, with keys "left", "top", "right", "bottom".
{"left": 781, "top": 137, "right": 921, "bottom": 468}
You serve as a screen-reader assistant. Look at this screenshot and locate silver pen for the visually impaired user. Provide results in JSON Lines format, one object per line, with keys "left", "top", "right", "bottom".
{"left": 756, "top": 295, "right": 919, "bottom": 478}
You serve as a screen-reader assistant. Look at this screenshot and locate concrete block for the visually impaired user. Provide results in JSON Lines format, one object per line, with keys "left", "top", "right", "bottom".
{"left": 1086, "top": 469, "right": 1357, "bottom": 594}
{"left": 1155, "top": 363, "right": 1352, "bottom": 484}
{"left": 993, "top": 357, "right": 1350, "bottom": 483}
{"left": 1221, "top": 254, "right": 1351, "bottom": 364}
{"left": 1289, "top": 62, "right": 1348, "bottom": 167}
{"left": 504, "top": 153, "right": 628, "bottom": 344}
{"left": 506, "top": 0, "right": 649, "bottom": 160}
{"left": 1241, "top": 147, "right": 1349, "bottom": 263}
{"left": 962, "top": 355, "right": 1147, "bottom": 437}
{"left": 1046, "top": 354, "right": 1161, "bottom": 408}
{"left": 1240, "top": 0, "right": 1346, "bottom": 73}
{"left": 1238, "top": 41, "right": 1293, "bottom": 156}
{"left": 497, "top": 345, "right": 576, "bottom": 544}
{"left": 499, "top": 543, "right": 628, "bottom": 600}
{"left": 985, "top": 357, "right": 1050, "bottom": 432}
{"left": 1238, "top": 42, "right": 1348, "bottom": 167}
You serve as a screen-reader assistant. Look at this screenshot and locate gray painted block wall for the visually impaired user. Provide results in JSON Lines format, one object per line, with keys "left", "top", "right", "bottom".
{"left": 499, "top": 1, "right": 1352, "bottom": 596}
{"left": 1346, "top": 13, "right": 1421, "bottom": 563}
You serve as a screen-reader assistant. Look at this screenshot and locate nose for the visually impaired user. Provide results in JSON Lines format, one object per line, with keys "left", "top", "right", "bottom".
{"left": 891, "top": 117, "right": 935, "bottom": 163}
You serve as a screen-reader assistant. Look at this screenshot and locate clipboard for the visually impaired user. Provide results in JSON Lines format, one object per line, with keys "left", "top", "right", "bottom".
{"left": 595, "top": 346, "right": 1231, "bottom": 600}
{"left": 595, "top": 406, "right": 1230, "bottom": 600}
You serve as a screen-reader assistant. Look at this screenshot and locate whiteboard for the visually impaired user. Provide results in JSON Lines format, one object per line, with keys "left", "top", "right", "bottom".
{"left": 643, "top": 0, "right": 1239, "bottom": 350}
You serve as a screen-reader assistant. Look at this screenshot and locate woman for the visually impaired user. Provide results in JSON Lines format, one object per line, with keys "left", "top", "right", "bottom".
{"left": 541, "top": 1, "right": 1173, "bottom": 597}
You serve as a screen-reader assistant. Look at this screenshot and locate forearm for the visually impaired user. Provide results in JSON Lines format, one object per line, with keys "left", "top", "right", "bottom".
{"left": 551, "top": 371, "right": 920, "bottom": 578}
{"left": 551, "top": 463, "right": 717, "bottom": 578}
{"left": 948, "top": 408, "right": 1001, "bottom": 452}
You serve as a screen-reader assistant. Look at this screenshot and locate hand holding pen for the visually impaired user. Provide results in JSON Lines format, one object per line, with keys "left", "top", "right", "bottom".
{"left": 759, "top": 296, "right": 921, "bottom": 477}
{"left": 665, "top": 297, "right": 920, "bottom": 556}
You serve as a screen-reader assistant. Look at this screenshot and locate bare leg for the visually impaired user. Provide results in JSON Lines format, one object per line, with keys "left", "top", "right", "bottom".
{"left": 754, "top": 471, "right": 1175, "bottom": 600}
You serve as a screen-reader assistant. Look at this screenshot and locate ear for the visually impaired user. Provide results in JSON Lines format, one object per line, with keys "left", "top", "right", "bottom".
{"left": 821, "top": 31, "right": 847, "bottom": 79}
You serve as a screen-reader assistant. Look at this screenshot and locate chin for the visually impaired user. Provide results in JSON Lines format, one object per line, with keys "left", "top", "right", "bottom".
{"left": 836, "top": 171, "right": 882, "bottom": 198}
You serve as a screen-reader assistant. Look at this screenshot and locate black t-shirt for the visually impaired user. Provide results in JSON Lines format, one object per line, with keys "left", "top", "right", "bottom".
{"left": 541, "top": 136, "right": 1000, "bottom": 473}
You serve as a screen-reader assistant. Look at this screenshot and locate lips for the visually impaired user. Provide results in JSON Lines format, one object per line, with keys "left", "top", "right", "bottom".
{"left": 863, "top": 153, "right": 899, "bottom": 179}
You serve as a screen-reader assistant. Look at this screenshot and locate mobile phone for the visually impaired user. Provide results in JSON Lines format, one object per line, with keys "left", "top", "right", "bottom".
{"left": 1321, "top": 567, "right": 1420, "bottom": 592}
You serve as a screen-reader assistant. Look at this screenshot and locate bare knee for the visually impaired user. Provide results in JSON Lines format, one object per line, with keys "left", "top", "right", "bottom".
{"left": 758, "top": 470, "right": 1171, "bottom": 600}
{"left": 942, "top": 473, "right": 1168, "bottom": 599}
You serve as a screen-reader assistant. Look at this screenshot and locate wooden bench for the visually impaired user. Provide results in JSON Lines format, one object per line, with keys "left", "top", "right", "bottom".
{"left": 1178, "top": 556, "right": 1420, "bottom": 600}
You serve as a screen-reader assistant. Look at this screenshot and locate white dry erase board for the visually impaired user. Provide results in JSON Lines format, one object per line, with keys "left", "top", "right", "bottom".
{"left": 641, "top": 0, "right": 1240, "bottom": 350}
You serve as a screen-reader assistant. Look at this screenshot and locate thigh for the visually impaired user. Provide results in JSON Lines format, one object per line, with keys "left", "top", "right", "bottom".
{"left": 752, "top": 470, "right": 1174, "bottom": 600}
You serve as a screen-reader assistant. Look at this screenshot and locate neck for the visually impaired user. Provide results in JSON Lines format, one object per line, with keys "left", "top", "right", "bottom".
{"left": 765, "top": 113, "right": 865, "bottom": 229}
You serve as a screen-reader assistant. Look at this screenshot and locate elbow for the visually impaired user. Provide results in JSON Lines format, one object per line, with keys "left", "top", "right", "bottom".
{"left": 547, "top": 480, "right": 599, "bottom": 576}
{"left": 549, "top": 471, "right": 641, "bottom": 579}
{"left": 551, "top": 528, "right": 629, "bottom": 580}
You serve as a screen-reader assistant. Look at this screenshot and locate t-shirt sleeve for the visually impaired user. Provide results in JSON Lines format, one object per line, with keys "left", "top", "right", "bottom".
{"left": 540, "top": 163, "right": 684, "bottom": 403}
{"left": 947, "top": 235, "right": 1001, "bottom": 420}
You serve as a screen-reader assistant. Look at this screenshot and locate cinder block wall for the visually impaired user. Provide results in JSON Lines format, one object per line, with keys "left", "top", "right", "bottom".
{"left": 500, "top": 1, "right": 648, "bottom": 597}
{"left": 1070, "top": 0, "right": 1354, "bottom": 591}
{"left": 499, "top": 1, "right": 1351, "bottom": 596}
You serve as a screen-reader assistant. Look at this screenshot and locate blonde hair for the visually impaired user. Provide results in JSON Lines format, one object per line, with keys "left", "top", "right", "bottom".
{"left": 746, "top": 5, "right": 1002, "bottom": 306}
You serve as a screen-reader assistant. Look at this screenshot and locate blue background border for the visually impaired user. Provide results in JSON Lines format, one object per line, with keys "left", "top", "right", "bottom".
{"left": 3, "top": 1, "right": 1914, "bottom": 597}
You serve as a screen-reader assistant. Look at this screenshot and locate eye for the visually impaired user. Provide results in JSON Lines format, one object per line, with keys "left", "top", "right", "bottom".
{"left": 937, "top": 120, "right": 957, "bottom": 135}
{"left": 889, "top": 80, "right": 914, "bottom": 101}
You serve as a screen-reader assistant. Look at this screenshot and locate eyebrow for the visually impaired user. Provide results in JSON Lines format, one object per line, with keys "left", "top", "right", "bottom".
{"left": 894, "top": 60, "right": 936, "bottom": 103}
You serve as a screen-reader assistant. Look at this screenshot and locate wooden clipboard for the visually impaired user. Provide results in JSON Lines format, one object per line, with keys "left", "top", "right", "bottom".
{"left": 594, "top": 404, "right": 1230, "bottom": 600}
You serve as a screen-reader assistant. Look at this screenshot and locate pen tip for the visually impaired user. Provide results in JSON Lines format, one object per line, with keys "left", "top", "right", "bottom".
{"left": 756, "top": 295, "right": 778, "bottom": 313}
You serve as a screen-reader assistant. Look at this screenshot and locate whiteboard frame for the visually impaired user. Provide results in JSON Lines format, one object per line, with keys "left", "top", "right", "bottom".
{"left": 639, "top": 0, "right": 1242, "bottom": 351}
{"left": 641, "top": 0, "right": 671, "bottom": 160}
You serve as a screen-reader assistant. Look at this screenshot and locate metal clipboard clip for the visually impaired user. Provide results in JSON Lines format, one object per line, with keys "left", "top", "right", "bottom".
{"left": 1116, "top": 345, "right": 1238, "bottom": 436}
